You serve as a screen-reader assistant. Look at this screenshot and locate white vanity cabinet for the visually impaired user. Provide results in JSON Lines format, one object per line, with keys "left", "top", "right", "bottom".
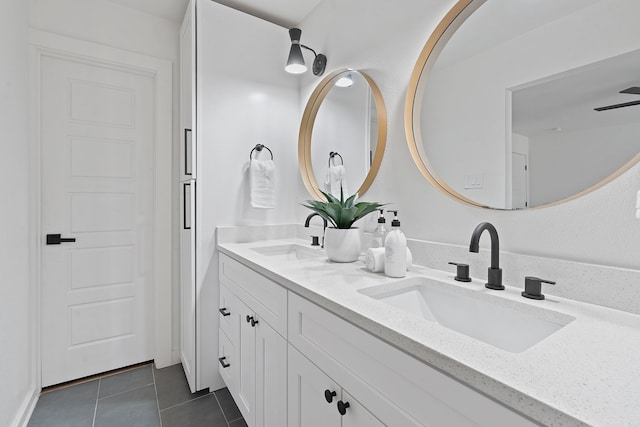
{"left": 218, "top": 254, "right": 287, "bottom": 427}
{"left": 218, "top": 283, "right": 240, "bottom": 395}
{"left": 288, "top": 345, "right": 385, "bottom": 427}
{"left": 218, "top": 250, "right": 538, "bottom": 426}
{"left": 288, "top": 293, "right": 537, "bottom": 427}
{"left": 288, "top": 294, "right": 424, "bottom": 426}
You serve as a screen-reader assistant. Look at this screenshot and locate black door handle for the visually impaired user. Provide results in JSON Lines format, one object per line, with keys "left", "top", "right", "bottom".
{"left": 218, "top": 357, "right": 230, "bottom": 368}
{"left": 46, "top": 234, "right": 76, "bottom": 245}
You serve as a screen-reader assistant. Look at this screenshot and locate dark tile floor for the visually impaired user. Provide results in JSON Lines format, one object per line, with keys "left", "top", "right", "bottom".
{"left": 28, "top": 363, "right": 246, "bottom": 427}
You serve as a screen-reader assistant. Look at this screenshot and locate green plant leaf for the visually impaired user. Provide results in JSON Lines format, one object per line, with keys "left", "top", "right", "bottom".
{"left": 319, "top": 189, "right": 340, "bottom": 204}
{"left": 344, "top": 193, "right": 357, "bottom": 209}
{"left": 338, "top": 206, "right": 358, "bottom": 228}
{"left": 302, "top": 190, "right": 387, "bottom": 229}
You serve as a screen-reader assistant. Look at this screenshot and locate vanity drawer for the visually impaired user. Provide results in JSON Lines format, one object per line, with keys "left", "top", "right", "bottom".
{"left": 218, "top": 328, "right": 236, "bottom": 395}
{"left": 219, "top": 282, "right": 240, "bottom": 343}
{"left": 288, "top": 293, "right": 536, "bottom": 427}
{"left": 219, "top": 253, "right": 287, "bottom": 336}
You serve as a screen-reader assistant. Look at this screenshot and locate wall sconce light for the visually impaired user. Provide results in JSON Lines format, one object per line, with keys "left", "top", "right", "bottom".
{"left": 335, "top": 74, "right": 353, "bottom": 88}
{"left": 285, "top": 28, "right": 327, "bottom": 76}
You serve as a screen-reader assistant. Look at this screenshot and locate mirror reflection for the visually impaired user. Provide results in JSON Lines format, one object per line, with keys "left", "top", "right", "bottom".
{"left": 409, "top": 0, "right": 640, "bottom": 209}
{"left": 311, "top": 72, "right": 377, "bottom": 198}
{"left": 300, "top": 69, "right": 386, "bottom": 200}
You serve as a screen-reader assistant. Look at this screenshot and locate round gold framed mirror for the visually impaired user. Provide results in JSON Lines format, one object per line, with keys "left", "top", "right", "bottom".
{"left": 299, "top": 68, "right": 387, "bottom": 200}
{"left": 405, "top": 0, "right": 640, "bottom": 210}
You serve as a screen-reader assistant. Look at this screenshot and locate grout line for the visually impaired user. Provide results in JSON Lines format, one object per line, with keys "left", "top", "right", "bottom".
{"left": 158, "top": 391, "right": 213, "bottom": 413}
{"left": 96, "top": 382, "right": 155, "bottom": 401}
{"left": 213, "top": 391, "right": 231, "bottom": 427}
{"left": 152, "top": 365, "right": 163, "bottom": 427}
{"left": 91, "top": 379, "right": 100, "bottom": 427}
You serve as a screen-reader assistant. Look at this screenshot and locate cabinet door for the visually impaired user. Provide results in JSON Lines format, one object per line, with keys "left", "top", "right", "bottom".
{"left": 288, "top": 346, "right": 341, "bottom": 427}
{"left": 340, "top": 391, "right": 385, "bottom": 427}
{"left": 179, "top": 181, "right": 196, "bottom": 392}
{"left": 179, "top": 0, "right": 196, "bottom": 181}
{"left": 219, "top": 283, "right": 240, "bottom": 345}
{"left": 255, "top": 320, "right": 287, "bottom": 427}
{"left": 237, "top": 299, "right": 256, "bottom": 425}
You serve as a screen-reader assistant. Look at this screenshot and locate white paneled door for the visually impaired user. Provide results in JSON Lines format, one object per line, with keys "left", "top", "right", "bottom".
{"left": 512, "top": 152, "right": 529, "bottom": 209}
{"left": 40, "top": 52, "right": 155, "bottom": 387}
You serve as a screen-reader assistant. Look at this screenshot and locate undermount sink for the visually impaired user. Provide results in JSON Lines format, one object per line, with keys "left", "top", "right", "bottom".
{"left": 359, "top": 277, "right": 574, "bottom": 353}
{"left": 250, "top": 244, "right": 324, "bottom": 262}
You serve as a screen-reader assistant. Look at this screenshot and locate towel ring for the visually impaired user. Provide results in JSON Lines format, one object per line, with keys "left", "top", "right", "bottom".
{"left": 328, "top": 151, "right": 343, "bottom": 167}
{"left": 250, "top": 144, "right": 273, "bottom": 160}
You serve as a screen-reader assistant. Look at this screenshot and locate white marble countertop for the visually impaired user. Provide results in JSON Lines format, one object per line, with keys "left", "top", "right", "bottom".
{"left": 218, "top": 237, "right": 640, "bottom": 427}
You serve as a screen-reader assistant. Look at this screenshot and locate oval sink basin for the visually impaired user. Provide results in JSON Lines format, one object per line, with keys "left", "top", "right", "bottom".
{"left": 359, "top": 277, "right": 574, "bottom": 353}
{"left": 250, "top": 244, "right": 324, "bottom": 262}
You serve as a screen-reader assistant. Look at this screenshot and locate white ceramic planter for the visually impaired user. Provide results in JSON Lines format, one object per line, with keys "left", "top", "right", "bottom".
{"left": 324, "top": 227, "right": 361, "bottom": 263}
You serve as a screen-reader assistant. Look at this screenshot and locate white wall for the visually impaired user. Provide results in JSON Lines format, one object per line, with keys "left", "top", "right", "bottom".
{"left": 0, "top": 1, "right": 35, "bottom": 425}
{"left": 196, "top": 0, "right": 300, "bottom": 390}
{"left": 29, "top": 0, "right": 184, "bottom": 364}
{"left": 529, "top": 122, "right": 640, "bottom": 206}
{"left": 297, "top": 0, "right": 640, "bottom": 281}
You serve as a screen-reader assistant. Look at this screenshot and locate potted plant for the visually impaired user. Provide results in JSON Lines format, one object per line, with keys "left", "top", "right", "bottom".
{"left": 303, "top": 189, "right": 386, "bottom": 262}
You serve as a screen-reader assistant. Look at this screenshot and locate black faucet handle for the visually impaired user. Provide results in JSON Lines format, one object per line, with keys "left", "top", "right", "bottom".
{"left": 522, "top": 276, "right": 556, "bottom": 300}
{"left": 310, "top": 236, "right": 320, "bottom": 247}
{"left": 448, "top": 262, "right": 471, "bottom": 282}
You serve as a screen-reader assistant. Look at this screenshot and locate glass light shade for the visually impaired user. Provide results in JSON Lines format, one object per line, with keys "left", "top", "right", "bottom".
{"left": 286, "top": 44, "right": 307, "bottom": 74}
{"left": 335, "top": 74, "right": 353, "bottom": 87}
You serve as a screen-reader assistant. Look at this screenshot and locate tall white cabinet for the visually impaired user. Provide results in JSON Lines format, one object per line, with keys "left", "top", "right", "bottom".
{"left": 179, "top": 0, "right": 299, "bottom": 392}
{"left": 179, "top": 0, "right": 197, "bottom": 392}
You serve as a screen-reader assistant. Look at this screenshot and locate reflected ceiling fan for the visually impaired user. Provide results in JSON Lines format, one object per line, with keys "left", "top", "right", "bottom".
{"left": 594, "top": 87, "right": 640, "bottom": 111}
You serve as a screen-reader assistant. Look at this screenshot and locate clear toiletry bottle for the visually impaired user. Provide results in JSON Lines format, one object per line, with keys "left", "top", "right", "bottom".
{"left": 384, "top": 210, "right": 407, "bottom": 278}
{"left": 371, "top": 209, "right": 388, "bottom": 248}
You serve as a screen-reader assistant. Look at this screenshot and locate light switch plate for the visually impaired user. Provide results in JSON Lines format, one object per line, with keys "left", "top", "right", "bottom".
{"left": 464, "top": 174, "right": 484, "bottom": 189}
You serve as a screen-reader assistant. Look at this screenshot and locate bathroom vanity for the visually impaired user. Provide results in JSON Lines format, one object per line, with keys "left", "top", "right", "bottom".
{"left": 216, "top": 227, "right": 640, "bottom": 427}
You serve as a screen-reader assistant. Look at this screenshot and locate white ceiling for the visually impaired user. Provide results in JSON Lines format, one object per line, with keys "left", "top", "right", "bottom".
{"left": 513, "top": 50, "right": 640, "bottom": 138}
{"left": 104, "top": 0, "right": 323, "bottom": 27}
{"left": 105, "top": 0, "right": 190, "bottom": 22}
{"left": 212, "top": 0, "right": 323, "bottom": 28}
{"left": 433, "top": 0, "right": 640, "bottom": 138}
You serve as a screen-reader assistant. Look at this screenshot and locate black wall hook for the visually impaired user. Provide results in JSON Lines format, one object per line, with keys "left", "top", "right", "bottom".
{"left": 328, "top": 151, "right": 343, "bottom": 166}
{"left": 249, "top": 144, "right": 273, "bottom": 160}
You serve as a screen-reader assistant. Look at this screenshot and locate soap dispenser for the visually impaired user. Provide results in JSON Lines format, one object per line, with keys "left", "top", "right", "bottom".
{"left": 384, "top": 210, "right": 407, "bottom": 278}
{"left": 371, "top": 209, "right": 389, "bottom": 248}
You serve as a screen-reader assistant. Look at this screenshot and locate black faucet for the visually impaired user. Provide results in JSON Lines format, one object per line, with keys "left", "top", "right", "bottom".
{"left": 304, "top": 213, "right": 327, "bottom": 248}
{"left": 469, "top": 222, "right": 504, "bottom": 290}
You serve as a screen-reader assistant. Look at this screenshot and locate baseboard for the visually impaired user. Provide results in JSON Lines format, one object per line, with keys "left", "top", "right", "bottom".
{"left": 11, "top": 386, "right": 39, "bottom": 427}
{"left": 171, "top": 349, "right": 181, "bottom": 366}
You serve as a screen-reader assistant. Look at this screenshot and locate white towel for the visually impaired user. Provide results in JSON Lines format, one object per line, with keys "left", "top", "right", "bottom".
{"left": 364, "top": 247, "right": 386, "bottom": 272}
{"left": 365, "top": 247, "right": 413, "bottom": 272}
{"left": 250, "top": 159, "right": 275, "bottom": 209}
{"left": 325, "top": 164, "right": 348, "bottom": 198}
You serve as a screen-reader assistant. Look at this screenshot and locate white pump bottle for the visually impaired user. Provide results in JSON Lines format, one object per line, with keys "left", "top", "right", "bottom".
{"left": 384, "top": 210, "right": 407, "bottom": 278}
